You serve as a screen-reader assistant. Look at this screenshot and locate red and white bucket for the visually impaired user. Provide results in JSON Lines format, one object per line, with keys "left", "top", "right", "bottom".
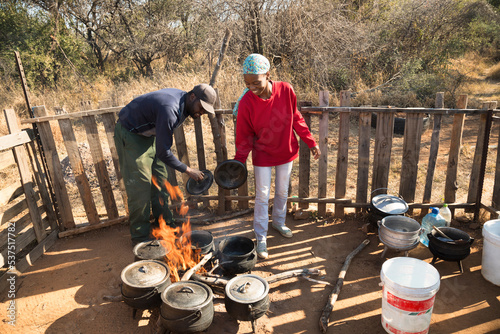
{"left": 380, "top": 257, "right": 440, "bottom": 334}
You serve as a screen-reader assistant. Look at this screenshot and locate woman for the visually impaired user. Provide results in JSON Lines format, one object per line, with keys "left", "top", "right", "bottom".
{"left": 233, "top": 53, "right": 321, "bottom": 259}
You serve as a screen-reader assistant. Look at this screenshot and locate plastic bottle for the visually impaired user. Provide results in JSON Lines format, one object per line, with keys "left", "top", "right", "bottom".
{"left": 419, "top": 207, "right": 447, "bottom": 247}
{"left": 439, "top": 204, "right": 452, "bottom": 227}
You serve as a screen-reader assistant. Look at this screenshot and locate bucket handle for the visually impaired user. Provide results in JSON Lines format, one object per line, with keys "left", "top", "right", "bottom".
{"left": 371, "top": 188, "right": 405, "bottom": 201}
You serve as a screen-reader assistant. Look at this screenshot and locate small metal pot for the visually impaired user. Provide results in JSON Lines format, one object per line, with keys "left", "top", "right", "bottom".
{"left": 370, "top": 188, "right": 408, "bottom": 219}
{"left": 133, "top": 239, "right": 169, "bottom": 261}
{"left": 121, "top": 260, "right": 171, "bottom": 309}
{"left": 218, "top": 236, "right": 257, "bottom": 275}
{"left": 180, "top": 230, "right": 215, "bottom": 255}
{"left": 225, "top": 274, "right": 270, "bottom": 321}
{"left": 378, "top": 216, "right": 423, "bottom": 249}
{"left": 160, "top": 281, "right": 214, "bottom": 333}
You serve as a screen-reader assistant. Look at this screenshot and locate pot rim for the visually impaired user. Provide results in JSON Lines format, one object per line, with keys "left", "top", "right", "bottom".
{"left": 371, "top": 193, "right": 408, "bottom": 215}
{"left": 218, "top": 236, "right": 255, "bottom": 259}
{"left": 378, "top": 216, "right": 421, "bottom": 234}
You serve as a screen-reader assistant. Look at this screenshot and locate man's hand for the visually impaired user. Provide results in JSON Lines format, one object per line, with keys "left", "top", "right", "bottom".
{"left": 185, "top": 166, "right": 204, "bottom": 181}
{"left": 310, "top": 145, "right": 321, "bottom": 160}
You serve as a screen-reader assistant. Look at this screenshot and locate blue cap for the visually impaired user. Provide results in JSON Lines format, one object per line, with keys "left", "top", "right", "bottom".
{"left": 431, "top": 207, "right": 439, "bottom": 214}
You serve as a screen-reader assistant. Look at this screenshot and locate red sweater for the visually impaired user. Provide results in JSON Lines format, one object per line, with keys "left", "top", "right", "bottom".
{"left": 234, "top": 81, "right": 317, "bottom": 167}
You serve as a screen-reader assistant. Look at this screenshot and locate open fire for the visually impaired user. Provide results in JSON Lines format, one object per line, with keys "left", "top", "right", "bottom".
{"left": 151, "top": 176, "right": 204, "bottom": 282}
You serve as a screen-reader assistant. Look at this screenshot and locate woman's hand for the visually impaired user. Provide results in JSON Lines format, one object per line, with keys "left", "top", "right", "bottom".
{"left": 185, "top": 166, "right": 204, "bottom": 181}
{"left": 310, "top": 145, "right": 321, "bottom": 160}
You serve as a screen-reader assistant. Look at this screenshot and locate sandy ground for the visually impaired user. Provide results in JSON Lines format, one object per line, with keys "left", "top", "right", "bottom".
{"left": 1, "top": 210, "right": 500, "bottom": 334}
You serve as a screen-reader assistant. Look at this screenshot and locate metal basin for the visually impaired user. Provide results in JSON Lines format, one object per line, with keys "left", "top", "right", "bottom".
{"left": 378, "top": 216, "right": 422, "bottom": 249}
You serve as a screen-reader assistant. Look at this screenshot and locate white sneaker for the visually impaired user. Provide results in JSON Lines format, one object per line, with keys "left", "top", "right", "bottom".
{"left": 256, "top": 241, "right": 268, "bottom": 259}
{"left": 271, "top": 223, "right": 293, "bottom": 238}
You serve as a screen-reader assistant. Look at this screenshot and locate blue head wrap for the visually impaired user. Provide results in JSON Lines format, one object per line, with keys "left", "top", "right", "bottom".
{"left": 233, "top": 54, "right": 270, "bottom": 116}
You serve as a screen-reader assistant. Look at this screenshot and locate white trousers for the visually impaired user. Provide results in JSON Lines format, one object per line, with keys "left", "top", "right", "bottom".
{"left": 253, "top": 161, "right": 293, "bottom": 242}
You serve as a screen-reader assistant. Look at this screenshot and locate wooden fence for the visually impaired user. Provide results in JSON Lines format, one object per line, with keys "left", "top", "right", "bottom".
{"left": 1, "top": 91, "right": 499, "bottom": 293}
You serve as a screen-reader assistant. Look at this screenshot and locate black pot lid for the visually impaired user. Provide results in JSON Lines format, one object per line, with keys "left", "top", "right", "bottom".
{"left": 133, "top": 239, "right": 169, "bottom": 260}
{"left": 225, "top": 274, "right": 269, "bottom": 304}
{"left": 214, "top": 160, "right": 247, "bottom": 190}
{"left": 372, "top": 194, "right": 408, "bottom": 214}
{"left": 121, "top": 260, "right": 170, "bottom": 288}
{"left": 161, "top": 281, "right": 213, "bottom": 309}
{"left": 186, "top": 170, "right": 214, "bottom": 195}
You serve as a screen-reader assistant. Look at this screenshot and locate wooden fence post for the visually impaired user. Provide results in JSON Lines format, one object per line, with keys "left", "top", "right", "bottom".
{"left": 399, "top": 112, "right": 424, "bottom": 214}
{"left": 55, "top": 106, "right": 100, "bottom": 225}
{"left": 335, "top": 91, "right": 351, "bottom": 217}
{"left": 80, "top": 101, "right": 119, "bottom": 220}
{"left": 214, "top": 90, "right": 231, "bottom": 213}
{"left": 317, "top": 92, "right": 329, "bottom": 217}
{"left": 98, "top": 100, "right": 128, "bottom": 214}
{"left": 421, "top": 92, "right": 444, "bottom": 216}
{"left": 356, "top": 107, "right": 371, "bottom": 212}
{"left": 232, "top": 102, "right": 249, "bottom": 210}
{"left": 372, "top": 110, "right": 395, "bottom": 194}
{"left": 32, "top": 106, "right": 75, "bottom": 230}
{"left": 4, "top": 109, "right": 46, "bottom": 241}
{"left": 194, "top": 110, "right": 209, "bottom": 208}
{"left": 493, "top": 110, "right": 500, "bottom": 212}
{"left": 298, "top": 102, "right": 312, "bottom": 210}
{"left": 445, "top": 95, "right": 468, "bottom": 215}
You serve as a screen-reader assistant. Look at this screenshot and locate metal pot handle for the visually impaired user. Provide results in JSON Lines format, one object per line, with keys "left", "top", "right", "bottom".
{"left": 161, "top": 309, "right": 202, "bottom": 322}
{"left": 121, "top": 285, "right": 158, "bottom": 301}
{"left": 371, "top": 188, "right": 405, "bottom": 201}
{"left": 238, "top": 281, "right": 252, "bottom": 293}
{"left": 179, "top": 286, "right": 195, "bottom": 294}
{"left": 377, "top": 220, "right": 382, "bottom": 227}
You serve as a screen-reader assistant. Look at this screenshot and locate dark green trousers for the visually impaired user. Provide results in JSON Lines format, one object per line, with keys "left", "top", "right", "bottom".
{"left": 114, "top": 122, "right": 174, "bottom": 242}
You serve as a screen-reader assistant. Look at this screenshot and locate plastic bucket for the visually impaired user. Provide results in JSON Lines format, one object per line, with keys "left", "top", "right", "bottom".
{"left": 380, "top": 257, "right": 440, "bottom": 334}
{"left": 481, "top": 219, "right": 500, "bottom": 286}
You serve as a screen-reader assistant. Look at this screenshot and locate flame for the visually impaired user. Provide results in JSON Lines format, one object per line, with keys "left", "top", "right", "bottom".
{"left": 151, "top": 177, "right": 203, "bottom": 282}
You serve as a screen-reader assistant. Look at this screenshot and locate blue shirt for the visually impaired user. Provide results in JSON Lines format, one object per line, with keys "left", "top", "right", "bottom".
{"left": 118, "top": 88, "right": 189, "bottom": 172}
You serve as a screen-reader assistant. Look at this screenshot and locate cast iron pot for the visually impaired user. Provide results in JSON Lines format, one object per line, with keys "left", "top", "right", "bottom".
{"left": 369, "top": 188, "right": 408, "bottom": 223}
{"left": 186, "top": 170, "right": 213, "bottom": 195}
{"left": 427, "top": 227, "right": 474, "bottom": 262}
{"left": 214, "top": 159, "right": 248, "bottom": 190}
{"left": 133, "top": 239, "right": 170, "bottom": 261}
{"left": 218, "top": 236, "right": 257, "bottom": 275}
{"left": 121, "top": 260, "right": 171, "bottom": 309}
{"left": 180, "top": 230, "right": 215, "bottom": 255}
{"left": 160, "top": 281, "right": 214, "bottom": 333}
{"left": 225, "top": 274, "right": 270, "bottom": 321}
{"left": 378, "top": 216, "right": 423, "bottom": 249}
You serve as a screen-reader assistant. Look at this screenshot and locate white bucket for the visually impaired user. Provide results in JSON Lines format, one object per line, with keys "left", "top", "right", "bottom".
{"left": 482, "top": 219, "right": 500, "bottom": 286}
{"left": 380, "top": 257, "right": 440, "bottom": 334}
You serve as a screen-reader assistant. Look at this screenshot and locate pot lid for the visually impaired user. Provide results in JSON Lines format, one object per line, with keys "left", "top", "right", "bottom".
{"left": 372, "top": 194, "right": 408, "bottom": 214}
{"left": 162, "top": 281, "right": 212, "bottom": 309}
{"left": 225, "top": 274, "right": 269, "bottom": 304}
{"left": 186, "top": 170, "right": 214, "bottom": 195}
{"left": 121, "top": 260, "right": 169, "bottom": 288}
{"left": 133, "top": 239, "right": 169, "bottom": 260}
{"left": 214, "top": 159, "right": 248, "bottom": 190}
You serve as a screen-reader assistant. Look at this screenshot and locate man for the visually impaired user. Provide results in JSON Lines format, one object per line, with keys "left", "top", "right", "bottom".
{"left": 114, "top": 83, "right": 216, "bottom": 244}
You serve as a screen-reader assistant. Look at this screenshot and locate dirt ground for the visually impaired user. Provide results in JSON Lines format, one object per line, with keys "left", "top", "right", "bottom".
{"left": 1, "top": 210, "right": 500, "bottom": 334}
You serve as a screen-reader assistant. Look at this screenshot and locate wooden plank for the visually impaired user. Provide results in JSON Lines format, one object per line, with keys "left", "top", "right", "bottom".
{"left": 81, "top": 101, "right": 118, "bottom": 220}
{"left": 300, "top": 106, "right": 496, "bottom": 115}
{"left": 98, "top": 105, "right": 128, "bottom": 213}
{"left": 232, "top": 111, "right": 249, "bottom": 210}
{"left": 32, "top": 106, "right": 75, "bottom": 230}
{"left": 0, "top": 181, "right": 23, "bottom": 206}
{"left": 216, "top": 111, "right": 231, "bottom": 212}
{"left": 0, "top": 210, "right": 33, "bottom": 246}
{"left": 194, "top": 116, "right": 209, "bottom": 208}
{"left": 58, "top": 215, "right": 128, "bottom": 238}
{"left": 298, "top": 102, "right": 312, "bottom": 210}
{"left": 356, "top": 111, "right": 371, "bottom": 211}
{"left": 173, "top": 125, "right": 190, "bottom": 187}
{"left": 399, "top": 113, "right": 424, "bottom": 206}
{"left": 55, "top": 107, "right": 100, "bottom": 225}
{"left": 445, "top": 95, "right": 467, "bottom": 206}
{"left": 25, "top": 140, "right": 58, "bottom": 230}
{"left": 0, "top": 130, "right": 33, "bottom": 151}
{"left": 422, "top": 93, "right": 444, "bottom": 215}
{"left": 0, "top": 229, "right": 58, "bottom": 295}
{"left": 335, "top": 91, "right": 350, "bottom": 217}
{"left": 0, "top": 150, "right": 15, "bottom": 170}
{"left": 317, "top": 111, "right": 329, "bottom": 217}
{"left": 371, "top": 112, "right": 395, "bottom": 193}
{"left": 467, "top": 103, "right": 491, "bottom": 206}
{"left": 0, "top": 199, "right": 28, "bottom": 225}
{"left": 493, "top": 116, "right": 500, "bottom": 210}
{"left": 4, "top": 109, "right": 45, "bottom": 242}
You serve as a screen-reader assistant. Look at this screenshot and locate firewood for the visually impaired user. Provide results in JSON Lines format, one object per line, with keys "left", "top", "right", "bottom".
{"left": 319, "top": 239, "right": 370, "bottom": 333}
{"left": 180, "top": 252, "right": 213, "bottom": 281}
